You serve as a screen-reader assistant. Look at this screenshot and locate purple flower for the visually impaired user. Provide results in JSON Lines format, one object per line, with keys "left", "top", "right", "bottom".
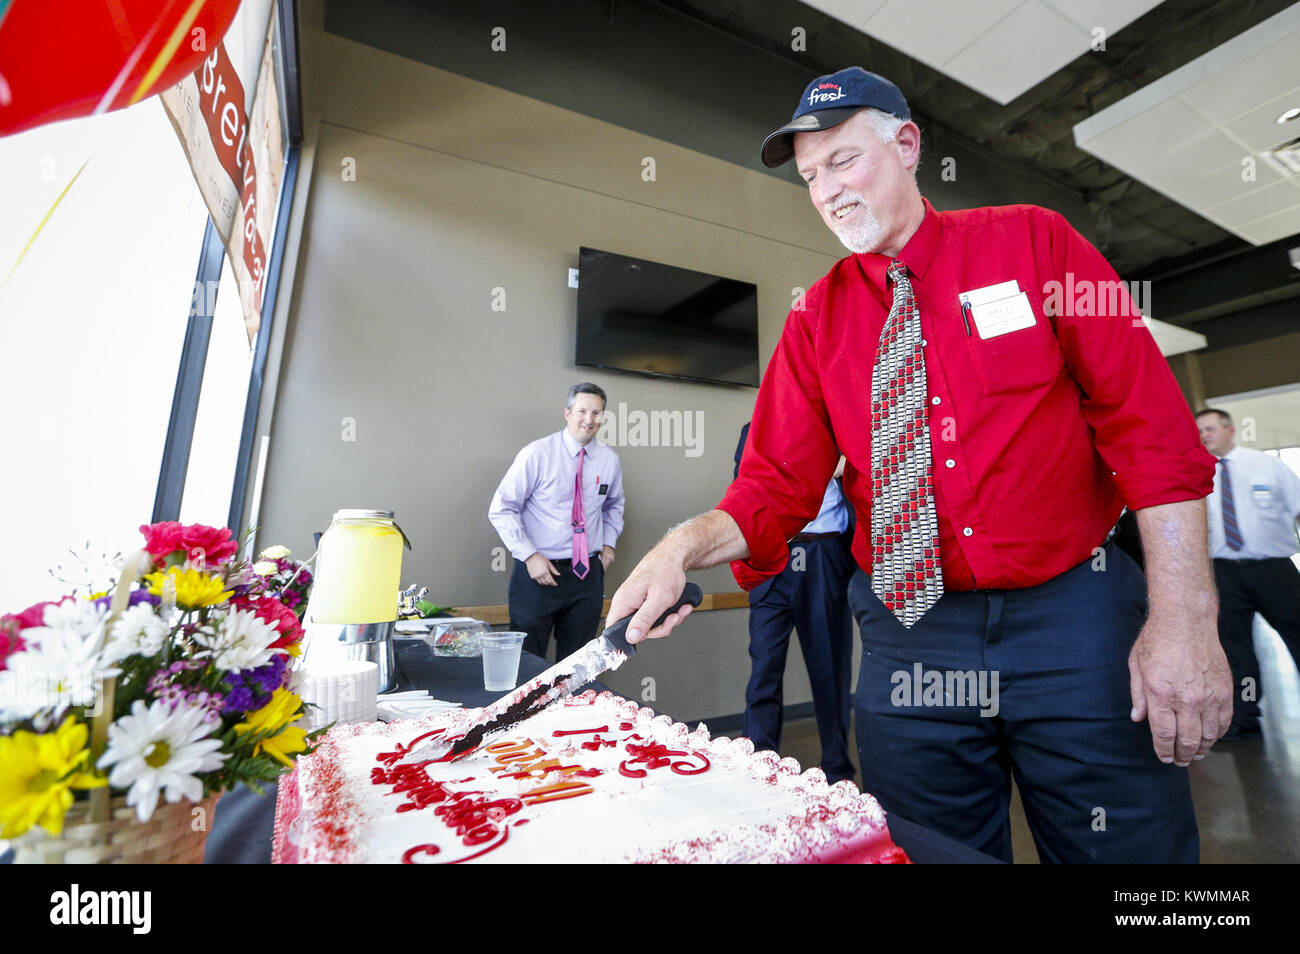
{"left": 223, "top": 685, "right": 255, "bottom": 714}
{"left": 254, "top": 654, "right": 289, "bottom": 693}
{"left": 220, "top": 654, "right": 287, "bottom": 714}
{"left": 95, "top": 589, "right": 161, "bottom": 611}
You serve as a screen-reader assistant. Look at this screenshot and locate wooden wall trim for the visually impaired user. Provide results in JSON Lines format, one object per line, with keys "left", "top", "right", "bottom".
{"left": 450, "top": 591, "right": 748, "bottom": 626}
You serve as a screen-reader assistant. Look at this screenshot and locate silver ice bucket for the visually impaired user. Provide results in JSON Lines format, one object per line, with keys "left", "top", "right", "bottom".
{"left": 302, "top": 621, "right": 397, "bottom": 693}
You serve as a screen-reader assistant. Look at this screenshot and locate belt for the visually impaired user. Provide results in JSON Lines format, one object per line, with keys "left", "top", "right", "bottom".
{"left": 790, "top": 531, "right": 844, "bottom": 543}
{"left": 549, "top": 555, "right": 601, "bottom": 564}
{"left": 1214, "top": 556, "right": 1292, "bottom": 565}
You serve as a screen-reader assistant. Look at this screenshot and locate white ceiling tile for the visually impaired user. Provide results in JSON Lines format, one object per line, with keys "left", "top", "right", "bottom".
{"left": 1221, "top": 87, "right": 1300, "bottom": 152}
{"left": 1148, "top": 129, "right": 1252, "bottom": 185}
{"left": 944, "top": 1, "right": 1089, "bottom": 105}
{"left": 1076, "top": 98, "right": 1209, "bottom": 170}
{"left": 808, "top": 0, "right": 889, "bottom": 26}
{"left": 1179, "top": 33, "right": 1300, "bottom": 124}
{"left": 1205, "top": 179, "right": 1300, "bottom": 225}
{"left": 1235, "top": 204, "right": 1300, "bottom": 244}
{"left": 861, "top": 0, "right": 1022, "bottom": 66}
{"left": 1172, "top": 157, "right": 1284, "bottom": 209}
{"left": 1041, "top": 0, "right": 1162, "bottom": 34}
{"left": 1074, "top": 4, "right": 1300, "bottom": 246}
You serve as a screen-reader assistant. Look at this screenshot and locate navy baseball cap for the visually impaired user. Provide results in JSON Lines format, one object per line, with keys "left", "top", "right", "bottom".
{"left": 761, "top": 66, "right": 911, "bottom": 168}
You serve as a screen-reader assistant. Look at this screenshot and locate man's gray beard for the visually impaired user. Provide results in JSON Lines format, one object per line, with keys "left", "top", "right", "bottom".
{"left": 831, "top": 202, "right": 884, "bottom": 254}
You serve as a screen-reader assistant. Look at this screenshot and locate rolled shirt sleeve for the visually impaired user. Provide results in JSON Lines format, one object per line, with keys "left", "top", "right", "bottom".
{"left": 1042, "top": 210, "right": 1215, "bottom": 510}
{"left": 718, "top": 284, "right": 841, "bottom": 589}
{"left": 488, "top": 447, "right": 540, "bottom": 562}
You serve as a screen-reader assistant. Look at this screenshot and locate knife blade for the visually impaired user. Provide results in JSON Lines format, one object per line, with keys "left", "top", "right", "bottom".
{"left": 400, "top": 582, "right": 702, "bottom": 764}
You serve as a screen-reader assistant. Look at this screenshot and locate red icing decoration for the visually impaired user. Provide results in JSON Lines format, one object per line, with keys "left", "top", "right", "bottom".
{"left": 619, "top": 739, "right": 711, "bottom": 777}
{"left": 374, "top": 740, "right": 523, "bottom": 862}
{"left": 551, "top": 725, "right": 609, "bottom": 737}
{"left": 402, "top": 843, "right": 441, "bottom": 863}
{"left": 619, "top": 722, "right": 634, "bottom": 731}
{"left": 377, "top": 728, "right": 445, "bottom": 767}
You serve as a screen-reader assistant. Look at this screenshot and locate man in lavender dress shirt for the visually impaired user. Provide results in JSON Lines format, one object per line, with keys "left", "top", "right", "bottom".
{"left": 489, "top": 383, "right": 625, "bottom": 660}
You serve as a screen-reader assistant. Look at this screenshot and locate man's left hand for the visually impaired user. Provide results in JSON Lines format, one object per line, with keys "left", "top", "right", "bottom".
{"left": 600, "top": 545, "right": 615, "bottom": 571}
{"left": 1128, "top": 609, "right": 1233, "bottom": 766}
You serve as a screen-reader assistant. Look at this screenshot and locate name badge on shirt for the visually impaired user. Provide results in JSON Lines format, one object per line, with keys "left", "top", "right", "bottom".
{"left": 959, "top": 280, "right": 1036, "bottom": 340}
{"left": 598, "top": 483, "right": 609, "bottom": 495}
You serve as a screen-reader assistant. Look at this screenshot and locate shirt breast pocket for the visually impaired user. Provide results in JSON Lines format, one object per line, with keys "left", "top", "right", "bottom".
{"left": 966, "top": 322, "right": 1064, "bottom": 395}
{"left": 1250, "top": 484, "right": 1280, "bottom": 512}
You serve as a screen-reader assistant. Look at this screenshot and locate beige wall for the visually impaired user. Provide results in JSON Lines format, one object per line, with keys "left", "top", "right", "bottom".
{"left": 1199, "top": 331, "right": 1300, "bottom": 404}
{"left": 249, "top": 32, "right": 860, "bottom": 723}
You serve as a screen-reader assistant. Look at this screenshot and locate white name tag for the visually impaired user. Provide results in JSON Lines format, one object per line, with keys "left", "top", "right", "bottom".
{"left": 969, "top": 293, "right": 1036, "bottom": 339}
{"left": 960, "top": 280, "right": 1020, "bottom": 308}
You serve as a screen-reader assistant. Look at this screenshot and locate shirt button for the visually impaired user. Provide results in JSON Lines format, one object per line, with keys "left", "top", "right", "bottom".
{"left": 921, "top": 338, "right": 928, "bottom": 347}
{"left": 931, "top": 396, "right": 941, "bottom": 406}
{"left": 945, "top": 459, "right": 955, "bottom": 468}
{"left": 963, "top": 527, "right": 973, "bottom": 537}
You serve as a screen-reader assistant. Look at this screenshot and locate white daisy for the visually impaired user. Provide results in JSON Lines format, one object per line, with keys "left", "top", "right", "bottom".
{"left": 97, "top": 699, "right": 228, "bottom": 821}
{"left": 3, "top": 605, "right": 120, "bottom": 728}
{"left": 259, "top": 545, "right": 290, "bottom": 560}
{"left": 252, "top": 560, "right": 278, "bottom": 577}
{"left": 101, "top": 603, "right": 172, "bottom": 666}
{"left": 24, "top": 598, "right": 109, "bottom": 652}
{"left": 192, "top": 608, "right": 282, "bottom": 673}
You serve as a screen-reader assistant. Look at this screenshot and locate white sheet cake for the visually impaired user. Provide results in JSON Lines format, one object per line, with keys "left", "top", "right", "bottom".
{"left": 273, "top": 690, "right": 910, "bottom": 864}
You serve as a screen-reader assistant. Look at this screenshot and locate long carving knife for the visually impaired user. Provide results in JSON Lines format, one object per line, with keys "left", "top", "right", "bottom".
{"left": 401, "top": 583, "right": 702, "bottom": 764}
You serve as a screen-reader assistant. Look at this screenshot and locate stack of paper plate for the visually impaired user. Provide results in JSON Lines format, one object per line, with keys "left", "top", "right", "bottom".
{"left": 299, "top": 659, "right": 378, "bottom": 730}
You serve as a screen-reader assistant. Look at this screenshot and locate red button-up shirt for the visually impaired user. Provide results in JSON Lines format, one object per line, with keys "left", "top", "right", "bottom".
{"left": 719, "top": 199, "right": 1215, "bottom": 591}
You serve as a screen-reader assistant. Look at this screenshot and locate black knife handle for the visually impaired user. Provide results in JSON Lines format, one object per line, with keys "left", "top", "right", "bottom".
{"left": 602, "top": 582, "right": 703, "bottom": 656}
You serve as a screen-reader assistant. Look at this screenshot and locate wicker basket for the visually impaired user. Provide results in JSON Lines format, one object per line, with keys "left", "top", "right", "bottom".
{"left": 12, "top": 791, "right": 221, "bottom": 864}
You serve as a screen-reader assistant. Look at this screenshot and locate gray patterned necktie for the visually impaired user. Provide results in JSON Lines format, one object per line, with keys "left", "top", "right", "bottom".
{"left": 870, "top": 261, "right": 944, "bottom": 627}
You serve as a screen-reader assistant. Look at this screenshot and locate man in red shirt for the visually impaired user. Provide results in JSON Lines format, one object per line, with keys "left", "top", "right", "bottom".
{"left": 608, "top": 67, "right": 1232, "bottom": 862}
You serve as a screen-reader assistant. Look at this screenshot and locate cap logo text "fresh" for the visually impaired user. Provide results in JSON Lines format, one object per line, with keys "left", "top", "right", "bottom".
{"left": 807, "top": 82, "right": 845, "bottom": 106}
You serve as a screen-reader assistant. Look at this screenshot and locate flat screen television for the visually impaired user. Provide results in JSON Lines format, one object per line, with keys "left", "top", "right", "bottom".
{"left": 575, "top": 247, "right": 760, "bottom": 388}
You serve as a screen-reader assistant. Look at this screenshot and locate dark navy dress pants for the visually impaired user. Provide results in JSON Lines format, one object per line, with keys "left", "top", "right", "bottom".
{"left": 849, "top": 542, "right": 1198, "bottom": 863}
{"left": 509, "top": 557, "right": 604, "bottom": 661}
{"left": 745, "top": 535, "right": 856, "bottom": 784}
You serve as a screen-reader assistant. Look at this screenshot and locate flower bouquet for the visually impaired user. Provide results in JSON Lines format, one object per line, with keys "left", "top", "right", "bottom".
{"left": 0, "top": 522, "right": 323, "bottom": 863}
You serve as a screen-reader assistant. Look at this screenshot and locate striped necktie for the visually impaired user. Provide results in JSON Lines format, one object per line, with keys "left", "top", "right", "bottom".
{"left": 1218, "top": 457, "right": 1244, "bottom": 551}
{"left": 870, "top": 261, "right": 943, "bottom": 627}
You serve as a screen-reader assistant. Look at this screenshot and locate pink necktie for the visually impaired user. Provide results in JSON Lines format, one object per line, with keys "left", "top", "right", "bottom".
{"left": 572, "top": 448, "right": 589, "bottom": 579}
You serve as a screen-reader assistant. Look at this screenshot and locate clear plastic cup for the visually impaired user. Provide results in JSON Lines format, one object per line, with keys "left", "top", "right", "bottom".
{"left": 481, "top": 632, "right": 527, "bottom": 691}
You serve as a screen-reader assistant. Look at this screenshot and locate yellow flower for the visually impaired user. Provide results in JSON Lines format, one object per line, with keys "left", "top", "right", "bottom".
{"left": 144, "top": 567, "right": 232, "bottom": 609}
{"left": 234, "top": 688, "right": 308, "bottom": 767}
{"left": 0, "top": 716, "right": 106, "bottom": 839}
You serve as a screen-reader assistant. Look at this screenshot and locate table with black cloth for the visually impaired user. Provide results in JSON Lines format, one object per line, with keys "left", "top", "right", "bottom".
{"left": 155, "top": 639, "right": 996, "bottom": 864}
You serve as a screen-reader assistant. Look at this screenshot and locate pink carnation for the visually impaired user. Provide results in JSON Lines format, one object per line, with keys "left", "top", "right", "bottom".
{"left": 233, "top": 595, "right": 305, "bottom": 651}
{"left": 0, "top": 619, "right": 26, "bottom": 670}
{"left": 139, "top": 522, "right": 239, "bottom": 568}
{"left": 13, "top": 599, "right": 62, "bottom": 630}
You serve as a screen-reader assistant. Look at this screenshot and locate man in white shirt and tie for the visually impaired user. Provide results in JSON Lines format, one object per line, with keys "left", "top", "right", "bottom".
{"left": 489, "top": 383, "right": 624, "bottom": 660}
{"left": 1197, "top": 408, "right": 1300, "bottom": 740}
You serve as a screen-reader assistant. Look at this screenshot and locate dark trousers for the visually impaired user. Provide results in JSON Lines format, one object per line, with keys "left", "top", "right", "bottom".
{"left": 745, "top": 535, "right": 856, "bottom": 784}
{"left": 1213, "top": 557, "right": 1300, "bottom": 732}
{"left": 849, "top": 542, "right": 1198, "bottom": 863}
{"left": 509, "top": 557, "right": 604, "bottom": 661}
